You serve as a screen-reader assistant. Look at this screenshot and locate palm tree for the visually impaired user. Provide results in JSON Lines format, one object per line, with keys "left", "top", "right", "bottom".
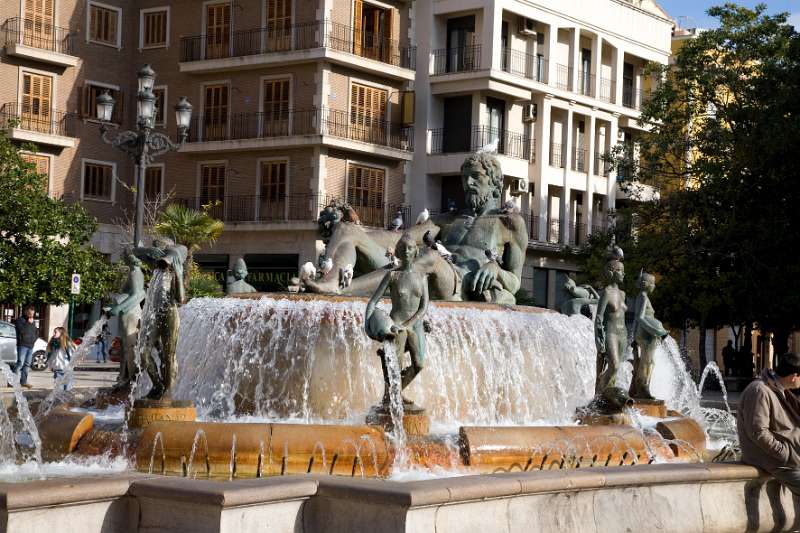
{"left": 154, "top": 204, "right": 224, "bottom": 287}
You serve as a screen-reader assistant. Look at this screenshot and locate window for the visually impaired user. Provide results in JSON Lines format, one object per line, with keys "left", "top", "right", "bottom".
{"left": 260, "top": 160, "right": 287, "bottom": 201}
{"left": 265, "top": 0, "right": 291, "bottom": 51}
{"left": 82, "top": 160, "right": 114, "bottom": 201}
{"left": 144, "top": 165, "right": 163, "bottom": 198}
{"left": 153, "top": 86, "right": 166, "bottom": 126}
{"left": 141, "top": 8, "right": 168, "bottom": 48}
{"left": 347, "top": 163, "right": 385, "bottom": 226}
{"left": 23, "top": 0, "right": 55, "bottom": 49}
{"left": 202, "top": 84, "right": 228, "bottom": 140}
{"left": 205, "top": 3, "right": 231, "bottom": 59}
{"left": 21, "top": 153, "right": 50, "bottom": 179}
{"left": 88, "top": 2, "right": 120, "bottom": 47}
{"left": 353, "top": 0, "right": 393, "bottom": 61}
{"left": 82, "top": 83, "right": 124, "bottom": 124}
{"left": 20, "top": 72, "right": 52, "bottom": 134}
{"left": 261, "top": 78, "right": 289, "bottom": 136}
{"left": 350, "top": 83, "right": 387, "bottom": 143}
{"left": 200, "top": 164, "right": 226, "bottom": 204}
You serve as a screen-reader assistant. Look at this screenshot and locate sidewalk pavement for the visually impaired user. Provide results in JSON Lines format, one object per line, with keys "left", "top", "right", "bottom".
{"left": 2, "top": 361, "right": 119, "bottom": 394}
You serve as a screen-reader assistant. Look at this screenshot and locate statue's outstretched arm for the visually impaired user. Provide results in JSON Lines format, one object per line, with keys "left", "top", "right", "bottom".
{"left": 595, "top": 291, "right": 608, "bottom": 352}
{"left": 585, "top": 286, "right": 600, "bottom": 299}
{"left": 132, "top": 246, "right": 165, "bottom": 265}
{"left": 365, "top": 272, "right": 392, "bottom": 326}
{"left": 107, "top": 272, "right": 146, "bottom": 315}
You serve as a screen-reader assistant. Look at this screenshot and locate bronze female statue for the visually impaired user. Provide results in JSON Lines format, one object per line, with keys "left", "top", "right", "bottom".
{"left": 630, "top": 271, "right": 668, "bottom": 399}
{"left": 365, "top": 233, "right": 429, "bottom": 408}
{"left": 594, "top": 257, "right": 628, "bottom": 396}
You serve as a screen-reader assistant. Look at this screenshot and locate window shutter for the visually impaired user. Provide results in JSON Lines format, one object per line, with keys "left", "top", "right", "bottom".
{"left": 353, "top": 0, "right": 363, "bottom": 56}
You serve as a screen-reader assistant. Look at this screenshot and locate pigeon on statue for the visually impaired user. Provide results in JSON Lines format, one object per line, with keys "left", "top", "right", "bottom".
{"left": 502, "top": 200, "right": 520, "bottom": 214}
{"left": 423, "top": 230, "right": 436, "bottom": 249}
{"left": 416, "top": 208, "right": 430, "bottom": 225}
{"left": 390, "top": 210, "right": 404, "bottom": 231}
{"left": 299, "top": 262, "right": 317, "bottom": 283}
{"left": 343, "top": 204, "right": 361, "bottom": 225}
{"left": 385, "top": 248, "right": 400, "bottom": 269}
{"left": 320, "top": 257, "right": 334, "bottom": 276}
{"left": 434, "top": 240, "right": 453, "bottom": 262}
{"left": 485, "top": 248, "right": 503, "bottom": 266}
{"left": 339, "top": 264, "right": 354, "bottom": 289}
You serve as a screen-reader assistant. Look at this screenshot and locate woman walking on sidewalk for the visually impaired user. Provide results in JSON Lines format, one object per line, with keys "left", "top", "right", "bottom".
{"left": 46, "top": 327, "right": 74, "bottom": 391}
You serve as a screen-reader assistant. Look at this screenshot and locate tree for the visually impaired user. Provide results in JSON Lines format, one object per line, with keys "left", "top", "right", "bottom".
{"left": 579, "top": 4, "right": 800, "bottom": 363}
{"left": 0, "top": 133, "right": 117, "bottom": 305}
{"left": 154, "top": 203, "right": 224, "bottom": 287}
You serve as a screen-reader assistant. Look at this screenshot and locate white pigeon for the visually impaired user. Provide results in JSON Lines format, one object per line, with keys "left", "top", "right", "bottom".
{"left": 479, "top": 138, "right": 499, "bottom": 154}
{"left": 339, "top": 264, "right": 354, "bottom": 288}
{"left": 320, "top": 257, "right": 334, "bottom": 276}
{"left": 434, "top": 240, "right": 453, "bottom": 261}
{"left": 299, "top": 262, "right": 317, "bottom": 283}
{"left": 415, "top": 208, "right": 430, "bottom": 225}
{"left": 390, "top": 211, "right": 404, "bottom": 231}
{"left": 485, "top": 248, "right": 502, "bottom": 266}
{"left": 385, "top": 248, "right": 400, "bottom": 269}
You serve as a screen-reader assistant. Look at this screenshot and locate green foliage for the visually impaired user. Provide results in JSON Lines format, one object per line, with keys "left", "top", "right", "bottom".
{"left": 0, "top": 133, "right": 117, "bottom": 305}
{"left": 589, "top": 5, "right": 800, "bottom": 347}
{"left": 187, "top": 262, "right": 223, "bottom": 299}
{"left": 155, "top": 203, "right": 224, "bottom": 252}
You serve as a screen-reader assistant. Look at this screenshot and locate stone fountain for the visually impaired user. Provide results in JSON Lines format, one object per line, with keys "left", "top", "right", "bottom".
{"left": 1, "top": 150, "right": 759, "bottom": 533}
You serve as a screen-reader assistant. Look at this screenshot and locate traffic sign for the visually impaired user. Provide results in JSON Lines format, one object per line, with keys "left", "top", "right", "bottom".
{"left": 70, "top": 273, "right": 81, "bottom": 295}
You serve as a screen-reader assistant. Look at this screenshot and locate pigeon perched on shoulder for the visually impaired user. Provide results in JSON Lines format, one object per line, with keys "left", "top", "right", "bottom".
{"left": 416, "top": 208, "right": 430, "bottom": 225}
{"left": 339, "top": 264, "right": 354, "bottom": 289}
{"left": 385, "top": 248, "right": 400, "bottom": 269}
{"left": 609, "top": 244, "right": 624, "bottom": 262}
{"left": 320, "top": 257, "right": 334, "bottom": 276}
{"left": 485, "top": 248, "right": 503, "bottom": 266}
{"left": 423, "top": 230, "right": 436, "bottom": 249}
{"left": 389, "top": 210, "right": 404, "bottom": 231}
{"left": 435, "top": 240, "right": 453, "bottom": 262}
{"left": 502, "top": 200, "right": 520, "bottom": 214}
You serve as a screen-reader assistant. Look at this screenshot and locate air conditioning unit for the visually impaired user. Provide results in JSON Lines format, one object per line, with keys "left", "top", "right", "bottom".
{"left": 522, "top": 102, "right": 537, "bottom": 122}
{"left": 518, "top": 17, "right": 537, "bottom": 36}
{"left": 510, "top": 178, "right": 529, "bottom": 196}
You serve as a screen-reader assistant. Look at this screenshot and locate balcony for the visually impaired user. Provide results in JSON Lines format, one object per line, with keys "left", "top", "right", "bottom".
{"left": 175, "top": 193, "right": 409, "bottom": 229}
{"left": 429, "top": 126, "right": 534, "bottom": 161}
{"left": 179, "top": 20, "right": 415, "bottom": 78}
{"left": 577, "top": 71, "right": 594, "bottom": 97}
{"left": 572, "top": 147, "right": 587, "bottom": 173}
{"left": 549, "top": 143, "right": 566, "bottom": 168}
{"left": 527, "top": 215, "right": 563, "bottom": 246}
{"left": 500, "top": 47, "right": 546, "bottom": 83}
{"left": 622, "top": 85, "right": 646, "bottom": 110}
{"left": 432, "top": 45, "right": 482, "bottom": 75}
{"left": 594, "top": 152, "right": 611, "bottom": 177}
{"left": 0, "top": 102, "right": 76, "bottom": 148}
{"left": 1, "top": 17, "right": 77, "bottom": 67}
{"left": 554, "top": 64, "right": 572, "bottom": 91}
{"left": 183, "top": 107, "right": 413, "bottom": 157}
{"left": 599, "top": 78, "right": 615, "bottom": 104}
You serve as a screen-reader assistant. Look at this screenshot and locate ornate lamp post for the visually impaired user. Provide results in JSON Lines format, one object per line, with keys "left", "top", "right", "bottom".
{"left": 95, "top": 64, "right": 193, "bottom": 247}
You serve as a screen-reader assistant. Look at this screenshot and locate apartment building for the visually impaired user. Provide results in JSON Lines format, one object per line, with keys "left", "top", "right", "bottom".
{"left": 1, "top": 0, "right": 416, "bottom": 302}
{"left": 409, "top": 0, "right": 673, "bottom": 309}
{"left": 1, "top": 0, "right": 675, "bottom": 329}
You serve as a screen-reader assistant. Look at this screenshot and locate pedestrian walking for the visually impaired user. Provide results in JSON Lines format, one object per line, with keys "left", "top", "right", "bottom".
{"left": 737, "top": 352, "right": 800, "bottom": 495}
{"left": 96, "top": 324, "right": 110, "bottom": 363}
{"left": 722, "top": 340, "right": 736, "bottom": 377}
{"left": 13, "top": 306, "right": 38, "bottom": 389}
{"left": 46, "top": 327, "right": 74, "bottom": 391}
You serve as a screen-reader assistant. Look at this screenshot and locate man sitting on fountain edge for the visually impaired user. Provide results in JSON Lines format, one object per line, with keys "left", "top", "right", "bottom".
{"left": 737, "top": 352, "right": 800, "bottom": 494}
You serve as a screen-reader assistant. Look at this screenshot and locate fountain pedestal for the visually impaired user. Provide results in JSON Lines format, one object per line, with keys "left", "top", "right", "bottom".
{"left": 366, "top": 404, "right": 430, "bottom": 436}
{"left": 632, "top": 398, "right": 667, "bottom": 418}
{"left": 129, "top": 399, "right": 196, "bottom": 429}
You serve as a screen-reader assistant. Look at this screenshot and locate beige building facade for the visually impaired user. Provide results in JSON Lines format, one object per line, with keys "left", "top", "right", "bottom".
{"left": 2, "top": 0, "right": 674, "bottom": 316}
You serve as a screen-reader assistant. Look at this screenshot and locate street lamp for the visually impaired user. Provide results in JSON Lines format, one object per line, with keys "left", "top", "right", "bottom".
{"left": 96, "top": 64, "right": 192, "bottom": 247}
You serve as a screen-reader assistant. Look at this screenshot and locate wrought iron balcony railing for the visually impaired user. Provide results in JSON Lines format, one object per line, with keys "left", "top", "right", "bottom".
{"left": 187, "top": 106, "right": 413, "bottom": 151}
{"left": 432, "top": 44, "right": 482, "bottom": 75}
{"left": 550, "top": 143, "right": 566, "bottom": 168}
{"left": 500, "top": 47, "right": 546, "bottom": 83}
{"left": 2, "top": 17, "right": 75, "bottom": 55}
{"left": 429, "top": 125, "right": 534, "bottom": 161}
{"left": 0, "top": 102, "right": 75, "bottom": 137}
{"left": 180, "top": 19, "right": 416, "bottom": 69}
{"left": 173, "top": 193, "right": 410, "bottom": 229}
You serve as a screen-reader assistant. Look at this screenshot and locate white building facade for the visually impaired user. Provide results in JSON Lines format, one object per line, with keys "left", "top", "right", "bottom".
{"left": 409, "top": 0, "right": 673, "bottom": 308}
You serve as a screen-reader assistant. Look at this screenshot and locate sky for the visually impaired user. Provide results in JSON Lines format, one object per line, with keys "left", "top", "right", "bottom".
{"left": 657, "top": 0, "right": 800, "bottom": 29}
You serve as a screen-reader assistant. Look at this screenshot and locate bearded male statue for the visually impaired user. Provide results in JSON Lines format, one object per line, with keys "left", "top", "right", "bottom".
{"left": 304, "top": 152, "right": 528, "bottom": 304}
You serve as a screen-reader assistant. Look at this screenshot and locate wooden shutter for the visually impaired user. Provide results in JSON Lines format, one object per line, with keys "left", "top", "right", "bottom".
{"left": 266, "top": 0, "right": 291, "bottom": 50}
{"left": 350, "top": 83, "right": 386, "bottom": 143}
{"left": 144, "top": 166, "right": 163, "bottom": 198}
{"left": 200, "top": 164, "right": 226, "bottom": 204}
{"left": 352, "top": 0, "right": 363, "bottom": 56}
{"left": 347, "top": 164, "right": 385, "bottom": 226}
{"left": 262, "top": 78, "right": 289, "bottom": 136}
{"left": 24, "top": 0, "right": 55, "bottom": 48}
{"left": 22, "top": 72, "right": 52, "bottom": 133}
{"left": 21, "top": 154, "right": 50, "bottom": 181}
{"left": 90, "top": 4, "right": 118, "bottom": 45}
{"left": 153, "top": 87, "right": 165, "bottom": 125}
{"left": 83, "top": 163, "right": 112, "bottom": 199}
{"left": 143, "top": 10, "right": 168, "bottom": 47}
{"left": 260, "top": 160, "right": 287, "bottom": 201}
{"left": 205, "top": 3, "right": 231, "bottom": 59}
{"left": 203, "top": 85, "right": 228, "bottom": 140}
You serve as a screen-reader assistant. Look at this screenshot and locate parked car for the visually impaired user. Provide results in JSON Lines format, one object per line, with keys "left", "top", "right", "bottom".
{"left": 0, "top": 320, "right": 49, "bottom": 371}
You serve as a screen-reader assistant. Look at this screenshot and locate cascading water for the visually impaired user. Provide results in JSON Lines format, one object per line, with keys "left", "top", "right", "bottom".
{"left": 175, "top": 296, "right": 598, "bottom": 426}
{"left": 0, "top": 365, "right": 42, "bottom": 469}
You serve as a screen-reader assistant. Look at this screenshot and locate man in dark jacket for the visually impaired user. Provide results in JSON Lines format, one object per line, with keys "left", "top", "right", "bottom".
{"left": 738, "top": 352, "right": 800, "bottom": 494}
{"left": 13, "top": 306, "right": 38, "bottom": 388}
